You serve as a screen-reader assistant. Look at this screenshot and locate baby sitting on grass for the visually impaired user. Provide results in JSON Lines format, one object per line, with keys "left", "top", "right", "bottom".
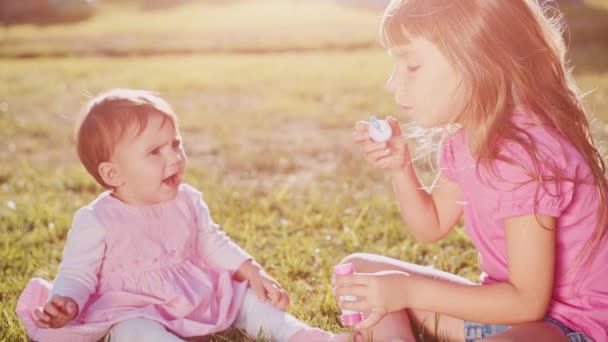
{"left": 16, "top": 88, "right": 350, "bottom": 342}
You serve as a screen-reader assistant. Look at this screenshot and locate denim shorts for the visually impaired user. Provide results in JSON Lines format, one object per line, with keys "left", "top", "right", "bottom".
{"left": 464, "top": 316, "right": 593, "bottom": 342}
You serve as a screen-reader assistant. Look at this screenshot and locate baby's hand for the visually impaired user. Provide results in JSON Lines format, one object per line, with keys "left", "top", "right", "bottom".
{"left": 250, "top": 270, "right": 290, "bottom": 310}
{"left": 34, "top": 295, "right": 78, "bottom": 329}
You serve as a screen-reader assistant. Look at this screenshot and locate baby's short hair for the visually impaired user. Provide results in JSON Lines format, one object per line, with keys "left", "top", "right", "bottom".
{"left": 75, "top": 89, "right": 178, "bottom": 189}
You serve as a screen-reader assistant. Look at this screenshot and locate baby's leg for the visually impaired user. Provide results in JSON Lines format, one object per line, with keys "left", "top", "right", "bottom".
{"left": 234, "top": 288, "right": 350, "bottom": 341}
{"left": 341, "top": 253, "right": 474, "bottom": 342}
{"left": 104, "top": 318, "right": 184, "bottom": 342}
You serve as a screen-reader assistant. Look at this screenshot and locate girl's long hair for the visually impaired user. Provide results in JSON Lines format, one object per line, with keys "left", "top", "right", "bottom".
{"left": 381, "top": 0, "right": 607, "bottom": 268}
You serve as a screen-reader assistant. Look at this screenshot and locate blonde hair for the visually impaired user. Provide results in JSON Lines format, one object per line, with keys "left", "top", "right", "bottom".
{"left": 75, "top": 89, "right": 179, "bottom": 189}
{"left": 381, "top": 0, "right": 607, "bottom": 267}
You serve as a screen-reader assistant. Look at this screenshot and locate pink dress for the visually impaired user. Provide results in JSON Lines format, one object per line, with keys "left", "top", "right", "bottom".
{"left": 16, "top": 184, "right": 250, "bottom": 342}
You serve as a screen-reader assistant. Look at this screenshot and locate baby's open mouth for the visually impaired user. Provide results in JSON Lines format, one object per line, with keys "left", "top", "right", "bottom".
{"left": 163, "top": 173, "right": 180, "bottom": 187}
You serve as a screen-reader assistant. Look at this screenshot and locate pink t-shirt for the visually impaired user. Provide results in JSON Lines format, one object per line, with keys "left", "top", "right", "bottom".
{"left": 438, "top": 111, "right": 608, "bottom": 340}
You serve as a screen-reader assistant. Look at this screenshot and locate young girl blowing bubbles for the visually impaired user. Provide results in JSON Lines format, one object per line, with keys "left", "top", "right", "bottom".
{"left": 16, "top": 89, "right": 350, "bottom": 342}
{"left": 334, "top": 0, "right": 607, "bottom": 341}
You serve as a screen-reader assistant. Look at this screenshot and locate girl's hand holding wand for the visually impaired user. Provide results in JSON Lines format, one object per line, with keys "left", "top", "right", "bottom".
{"left": 353, "top": 116, "right": 410, "bottom": 171}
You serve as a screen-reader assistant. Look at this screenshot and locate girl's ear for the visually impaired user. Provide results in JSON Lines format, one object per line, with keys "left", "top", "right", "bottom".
{"left": 98, "top": 162, "right": 124, "bottom": 188}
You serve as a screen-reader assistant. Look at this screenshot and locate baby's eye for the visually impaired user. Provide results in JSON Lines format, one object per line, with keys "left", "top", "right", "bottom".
{"left": 149, "top": 147, "right": 160, "bottom": 156}
{"left": 172, "top": 139, "right": 182, "bottom": 149}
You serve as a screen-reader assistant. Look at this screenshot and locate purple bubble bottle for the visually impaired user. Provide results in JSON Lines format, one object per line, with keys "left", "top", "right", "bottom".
{"left": 333, "top": 263, "right": 363, "bottom": 326}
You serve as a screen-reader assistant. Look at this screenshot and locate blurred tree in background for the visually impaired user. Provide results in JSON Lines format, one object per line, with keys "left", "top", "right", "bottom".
{"left": 0, "top": 0, "right": 95, "bottom": 25}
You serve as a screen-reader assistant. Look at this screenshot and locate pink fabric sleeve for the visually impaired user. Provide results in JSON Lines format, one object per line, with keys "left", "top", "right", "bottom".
{"left": 185, "top": 185, "right": 252, "bottom": 272}
{"left": 489, "top": 143, "right": 575, "bottom": 219}
{"left": 50, "top": 207, "right": 105, "bottom": 315}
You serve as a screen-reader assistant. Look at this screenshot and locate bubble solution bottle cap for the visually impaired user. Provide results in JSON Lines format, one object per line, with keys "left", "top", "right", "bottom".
{"left": 368, "top": 116, "right": 393, "bottom": 142}
{"left": 333, "top": 263, "right": 363, "bottom": 326}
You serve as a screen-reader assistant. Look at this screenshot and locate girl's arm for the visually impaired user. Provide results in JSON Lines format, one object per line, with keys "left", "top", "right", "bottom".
{"left": 408, "top": 214, "right": 555, "bottom": 323}
{"left": 391, "top": 169, "right": 464, "bottom": 243}
{"left": 50, "top": 207, "right": 105, "bottom": 316}
{"left": 337, "top": 214, "right": 555, "bottom": 325}
{"left": 354, "top": 118, "right": 463, "bottom": 243}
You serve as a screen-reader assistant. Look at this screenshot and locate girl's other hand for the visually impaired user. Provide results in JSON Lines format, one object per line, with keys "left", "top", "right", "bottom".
{"left": 34, "top": 295, "right": 78, "bottom": 329}
{"left": 352, "top": 117, "right": 411, "bottom": 171}
{"left": 333, "top": 270, "right": 412, "bottom": 330}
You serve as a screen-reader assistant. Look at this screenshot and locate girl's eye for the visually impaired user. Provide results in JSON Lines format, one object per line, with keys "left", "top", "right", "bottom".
{"left": 149, "top": 148, "right": 160, "bottom": 156}
{"left": 408, "top": 65, "right": 421, "bottom": 72}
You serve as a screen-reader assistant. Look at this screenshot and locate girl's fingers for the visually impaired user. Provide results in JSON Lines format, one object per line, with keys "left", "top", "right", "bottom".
{"left": 366, "top": 149, "right": 391, "bottom": 163}
{"left": 339, "top": 299, "right": 369, "bottom": 312}
{"left": 362, "top": 142, "right": 388, "bottom": 154}
{"left": 352, "top": 131, "right": 373, "bottom": 144}
{"left": 355, "top": 311, "right": 384, "bottom": 330}
{"left": 333, "top": 284, "right": 368, "bottom": 298}
{"left": 386, "top": 116, "right": 403, "bottom": 136}
{"left": 353, "top": 121, "right": 372, "bottom": 143}
{"left": 376, "top": 155, "right": 404, "bottom": 169}
{"left": 333, "top": 274, "right": 368, "bottom": 287}
{"left": 354, "top": 121, "right": 370, "bottom": 132}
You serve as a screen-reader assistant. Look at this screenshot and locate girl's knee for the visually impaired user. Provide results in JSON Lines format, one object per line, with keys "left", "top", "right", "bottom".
{"left": 339, "top": 253, "right": 383, "bottom": 272}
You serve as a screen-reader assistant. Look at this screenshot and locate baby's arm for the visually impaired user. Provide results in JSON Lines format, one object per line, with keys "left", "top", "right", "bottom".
{"left": 191, "top": 188, "right": 289, "bottom": 309}
{"left": 233, "top": 260, "right": 290, "bottom": 310}
{"left": 194, "top": 197, "right": 252, "bottom": 272}
{"left": 35, "top": 207, "right": 105, "bottom": 328}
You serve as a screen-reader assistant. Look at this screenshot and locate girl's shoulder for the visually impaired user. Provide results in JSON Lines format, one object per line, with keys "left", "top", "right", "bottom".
{"left": 502, "top": 111, "right": 588, "bottom": 172}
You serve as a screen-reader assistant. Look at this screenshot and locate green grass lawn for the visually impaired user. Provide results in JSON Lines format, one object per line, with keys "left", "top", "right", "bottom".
{"left": 1, "top": 0, "right": 607, "bottom": 341}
